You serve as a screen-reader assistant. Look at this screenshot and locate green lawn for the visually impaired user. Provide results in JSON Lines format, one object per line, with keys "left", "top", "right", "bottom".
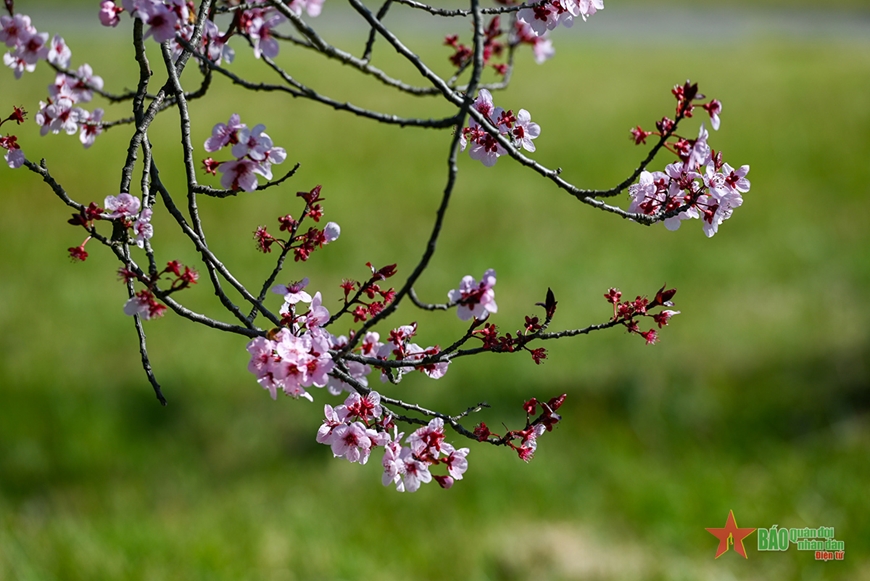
{"left": 1, "top": 5, "right": 869, "bottom": 581}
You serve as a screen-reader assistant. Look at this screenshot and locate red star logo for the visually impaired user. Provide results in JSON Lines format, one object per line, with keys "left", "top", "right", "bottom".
{"left": 706, "top": 510, "right": 756, "bottom": 559}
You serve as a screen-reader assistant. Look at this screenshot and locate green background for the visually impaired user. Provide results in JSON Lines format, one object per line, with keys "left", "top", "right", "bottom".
{"left": 1, "top": 1, "right": 868, "bottom": 579}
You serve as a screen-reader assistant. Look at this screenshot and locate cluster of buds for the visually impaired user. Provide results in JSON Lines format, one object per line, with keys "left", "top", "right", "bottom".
{"left": 338, "top": 261, "right": 397, "bottom": 322}
{"left": 474, "top": 393, "right": 565, "bottom": 462}
{"left": 471, "top": 287, "right": 557, "bottom": 365}
{"left": 0, "top": 105, "right": 25, "bottom": 168}
{"left": 2, "top": 13, "right": 105, "bottom": 148}
{"left": 120, "top": 260, "right": 199, "bottom": 320}
{"left": 460, "top": 89, "right": 540, "bottom": 166}
{"left": 66, "top": 193, "right": 154, "bottom": 261}
{"left": 202, "top": 113, "right": 287, "bottom": 192}
{"left": 604, "top": 285, "right": 679, "bottom": 345}
{"left": 445, "top": 16, "right": 506, "bottom": 75}
{"left": 253, "top": 185, "right": 340, "bottom": 260}
{"left": 628, "top": 82, "right": 749, "bottom": 237}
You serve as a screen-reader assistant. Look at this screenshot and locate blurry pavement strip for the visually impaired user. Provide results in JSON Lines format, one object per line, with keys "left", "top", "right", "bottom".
{"left": 26, "top": 7, "right": 870, "bottom": 43}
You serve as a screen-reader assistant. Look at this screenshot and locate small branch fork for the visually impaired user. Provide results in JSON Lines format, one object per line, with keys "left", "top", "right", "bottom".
{"left": 21, "top": 0, "right": 691, "bottom": 445}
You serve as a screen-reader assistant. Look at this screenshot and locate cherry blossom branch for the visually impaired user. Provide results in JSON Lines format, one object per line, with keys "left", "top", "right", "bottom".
{"left": 338, "top": 0, "right": 486, "bottom": 353}
{"left": 408, "top": 287, "right": 452, "bottom": 310}
{"left": 391, "top": 0, "right": 546, "bottom": 17}
{"left": 181, "top": 38, "right": 459, "bottom": 128}
{"left": 100, "top": 70, "right": 213, "bottom": 131}
{"left": 329, "top": 367, "right": 483, "bottom": 441}
{"left": 133, "top": 312, "right": 167, "bottom": 405}
{"left": 22, "top": 158, "right": 260, "bottom": 338}
{"left": 149, "top": 158, "right": 281, "bottom": 328}
{"left": 265, "top": 1, "right": 444, "bottom": 97}
{"left": 192, "top": 162, "right": 300, "bottom": 198}
{"left": 2, "top": 0, "right": 743, "bottom": 492}
{"left": 361, "top": 0, "right": 393, "bottom": 62}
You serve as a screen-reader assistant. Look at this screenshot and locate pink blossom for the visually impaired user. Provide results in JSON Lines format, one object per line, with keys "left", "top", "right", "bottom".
{"left": 246, "top": 336, "right": 277, "bottom": 377}
{"left": 401, "top": 448, "right": 432, "bottom": 492}
{"left": 0, "top": 14, "right": 36, "bottom": 48}
{"left": 652, "top": 309, "right": 680, "bottom": 328}
{"left": 533, "top": 37, "right": 555, "bottom": 64}
{"left": 303, "top": 291, "right": 330, "bottom": 329}
{"left": 288, "top": 0, "right": 325, "bottom": 17}
{"left": 687, "top": 124, "right": 711, "bottom": 170}
{"left": 46, "top": 35, "right": 71, "bottom": 68}
{"left": 17, "top": 30, "right": 49, "bottom": 64}
{"left": 323, "top": 222, "right": 340, "bottom": 243}
{"left": 317, "top": 403, "right": 350, "bottom": 444}
{"left": 122, "top": 290, "right": 166, "bottom": 320}
{"left": 343, "top": 391, "right": 383, "bottom": 422}
{"left": 205, "top": 114, "right": 244, "bottom": 152}
{"left": 381, "top": 440, "right": 406, "bottom": 490}
{"left": 446, "top": 447, "right": 470, "bottom": 480}
{"left": 448, "top": 268, "right": 498, "bottom": 321}
{"left": 3, "top": 52, "right": 35, "bottom": 79}
{"left": 99, "top": 1, "right": 124, "bottom": 27}
{"left": 703, "top": 99, "right": 722, "bottom": 131}
{"left": 47, "top": 98, "right": 81, "bottom": 135}
{"left": 511, "top": 109, "right": 540, "bottom": 152}
{"left": 65, "top": 64, "right": 104, "bottom": 103}
{"left": 407, "top": 418, "right": 451, "bottom": 459}
{"left": 133, "top": 207, "right": 153, "bottom": 248}
{"left": 517, "top": 2, "right": 561, "bottom": 37}
{"left": 722, "top": 163, "right": 750, "bottom": 194}
{"left": 576, "top": 0, "right": 604, "bottom": 20}
{"left": 104, "top": 193, "right": 141, "bottom": 218}
{"left": 141, "top": 2, "right": 179, "bottom": 44}
{"left": 218, "top": 158, "right": 259, "bottom": 191}
{"left": 4, "top": 147, "right": 24, "bottom": 169}
{"left": 272, "top": 277, "right": 312, "bottom": 304}
{"left": 78, "top": 108, "right": 104, "bottom": 148}
{"left": 330, "top": 422, "right": 376, "bottom": 464}
{"left": 202, "top": 18, "right": 234, "bottom": 65}
{"left": 231, "top": 123, "right": 273, "bottom": 161}
{"left": 249, "top": 14, "right": 285, "bottom": 60}
{"left": 361, "top": 332, "right": 383, "bottom": 357}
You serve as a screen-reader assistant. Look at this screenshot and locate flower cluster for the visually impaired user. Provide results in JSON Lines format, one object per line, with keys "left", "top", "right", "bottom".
{"left": 0, "top": 105, "right": 26, "bottom": 168}
{"left": 468, "top": 287, "right": 557, "bottom": 365}
{"left": 337, "top": 261, "right": 398, "bottom": 323}
{"left": 517, "top": 0, "right": 603, "bottom": 37}
{"left": 604, "top": 285, "right": 679, "bottom": 345}
{"left": 317, "top": 393, "right": 469, "bottom": 492}
{"left": 2, "top": 13, "right": 104, "bottom": 148}
{"left": 444, "top": 17, "right": 507, "bottom": 75}
{"left": 203, "top": 113, "right": 287, "bottom": 192}
{"left": 253, "top": 185, "right": 340, "bottom": 260}
{"left": 627, "top": 82, "right": 748, "bottom": 237}
{"left": 246, "top": 324, "right": 335, "bottom": 401}
{"left": 460, "top": 89, "right": 540, "bottom": 166}
{"left": 473, "top": 394, "right": 565, "bottom": 462}
{"left": 65, "top": 193, "right": 154, "bottom": 261}
{"left": 120, "top": 260, "right": 199, "bottom": 320}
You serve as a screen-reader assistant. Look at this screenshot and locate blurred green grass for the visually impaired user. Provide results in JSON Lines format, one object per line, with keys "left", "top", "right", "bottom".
{"left": 1, "top": 5, "right": 870, "bottom": 581}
